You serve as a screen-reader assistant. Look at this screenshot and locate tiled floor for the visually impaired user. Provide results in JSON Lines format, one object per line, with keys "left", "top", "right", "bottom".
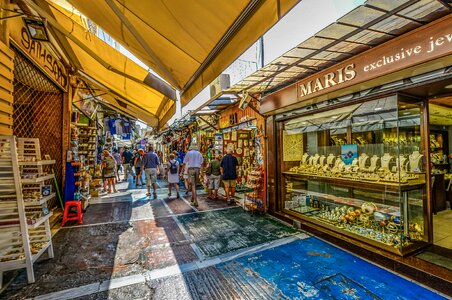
{"left": 434, "top": 209, "right": 452, "bottom": 249}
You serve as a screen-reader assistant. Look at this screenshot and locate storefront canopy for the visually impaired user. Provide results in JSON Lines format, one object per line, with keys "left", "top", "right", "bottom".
{"left": 25, "top": 0, "right": 177, "bottom": 129}
{"left": 227, "top": 0, "right": 451, "bottom": 96}
{"left": 63, "top": 0, "right": 300, "bottom": 106}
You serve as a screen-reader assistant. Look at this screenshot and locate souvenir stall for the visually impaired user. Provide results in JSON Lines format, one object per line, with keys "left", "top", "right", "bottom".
{"left": 218, "top": 104, "right": 266, "bottom": 212}
{"left": 66, "top": 107, "right": 99, "bottom": 208}
{"left": 159, "top": 115, "right": 198, "bottom": 156}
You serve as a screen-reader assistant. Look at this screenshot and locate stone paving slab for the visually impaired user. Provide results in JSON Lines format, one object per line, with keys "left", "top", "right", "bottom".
{"left": 72, "top": 282, "right": 155, "bottom": 300}
{"left": 81, "top": 202, "right": 133, "bottom": 225}
{"left": 177, "top": 207, "right": 299, "bottom": 257}
{"left": 192, "top": 194, "right": 231, "bottom": 211}
{"left": 0, "top": 218, "right": 192, "bottom": 299}
{"left": 142, "top": 237, "right": 446, "bottom": 300}
{"left": 220, "top": 237, "right": 447, "bottom": 299}
{"left": 164, "top": 197, "right": 195, "bottom": 214}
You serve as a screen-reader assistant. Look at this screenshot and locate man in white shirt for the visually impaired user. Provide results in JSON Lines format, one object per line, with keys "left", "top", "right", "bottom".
{"left": 183, "top": 144, "right": 203, "bottom": 207}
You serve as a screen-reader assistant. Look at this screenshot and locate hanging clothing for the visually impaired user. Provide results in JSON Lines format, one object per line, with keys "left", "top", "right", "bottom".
{"left": 108, "top": 118, "right": 116, "bottom": 135}
{"left": 104, "top": 117, "right": 110, "bottom": 134}
{"left": 114, "top": 119, "right": 123, "bottom": 135}
{"left": 123, "top": 121, "right": 131, "bottom": 133}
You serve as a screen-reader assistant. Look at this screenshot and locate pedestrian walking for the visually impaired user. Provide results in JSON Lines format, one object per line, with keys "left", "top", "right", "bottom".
{"left": 102, "top": 149, "right": 118, "bottom": 193}
{"left": 207, "top": 154, "right": 221, "bottom": 200}
{"left": 134, "top": 149, "right": 144, "bottom": 186}
{"left": 221, "top": 149, "right": 238, "bottom": 204}
{"left": 121, "top": 146, "right": 134, "bottom": 181}
{"left": 157, "top": 150, "right": 164, "bottom": 179}
{"left": 166, "top": 153, "right": 180, "bottom": 198}
{"left": 142, "top": 146, "right": 160, "bottom": 198}
{"left": 182, "top": 163, "right": 190, "bottom": 195}
{"left": 183, "top": 143, "right": 203, "bottom": 207}
{"left": 112, "top": 148, "right": 122, "bottom": 183}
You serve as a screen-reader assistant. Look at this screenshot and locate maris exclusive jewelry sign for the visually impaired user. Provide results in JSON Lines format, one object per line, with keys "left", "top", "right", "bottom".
{"left": 261, "top": 15, "right": 452, "bottom": 114}
{"left": 297, "top": 23, "right": 452, "bottom": 99}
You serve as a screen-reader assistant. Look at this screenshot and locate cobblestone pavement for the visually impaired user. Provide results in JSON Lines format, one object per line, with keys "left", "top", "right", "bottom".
{"left": 1, "top": 179, "right": 448, "bottom": 299}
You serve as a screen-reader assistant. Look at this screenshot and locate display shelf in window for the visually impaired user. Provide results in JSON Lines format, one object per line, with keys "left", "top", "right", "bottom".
{"left": 278, "top": 95, "right": 427, "bottom": 255}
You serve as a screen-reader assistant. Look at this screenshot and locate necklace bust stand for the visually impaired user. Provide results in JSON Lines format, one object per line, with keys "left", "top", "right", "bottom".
{"left": 409, "top": 151, "right": 423, "bottom": 172}
{"left": 369, "top": 155, "right": 379, "bottom": 173}
{"left": 319, "top": 155, "right": 326, "bottom": 166}
{"left": 393, "top": 155, "right": 408, "bottom": 173}
{"left": 380, "top": 153, "right": 393, "bottom": 171}
{"left": 358, "top": 153, "right": 369, "bottom": 170}
{"left": 327, "top": 154, "right": 336, "bottom": 166}
{"left": 312, "top": 154, "right": 320, "bottom": 165}
{"left": 301, "top": 153, "right": 309, "bottom": 165}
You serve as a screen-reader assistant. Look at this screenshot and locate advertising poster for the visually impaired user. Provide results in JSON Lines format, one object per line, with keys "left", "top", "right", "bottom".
{"left": 341, "top": 144, "right": 358, "bottom": 165}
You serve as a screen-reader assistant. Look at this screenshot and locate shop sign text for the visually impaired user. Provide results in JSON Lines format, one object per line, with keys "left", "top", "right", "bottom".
{"left": 364, "top": 33, "right": 452, "bottom": 73}
{"left": 298, "top": 64, "right": 356, "bottom": 98}
{"left": 20, "top": 27, "right": 68, "bottom": 88}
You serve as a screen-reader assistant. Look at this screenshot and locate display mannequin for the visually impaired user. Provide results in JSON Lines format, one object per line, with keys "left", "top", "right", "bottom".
{"left": 308, "top": 156, "right": 314, "bottom": 165}
{"left": 370, "top": 155, "right": 379, "bottom": 172}
{"left": 409, "top": 151, "right": 423, "bottom": 172}
{"left": 358, "top": 153, "right": 369, "bottom": 169}
{"left": 312, "top": 154, "right": 320, "bottom": 165}
{"left": 380, "top": 153, "right": 393, "bottom": 171}
{"left": 301, "top": 153, "right": 309, "bottom": 164}
{"left": 327, "top": 154, "right": 336, "bottom": 165}
{"left": 319, "top": 155, "right": 326, "bottom": 166}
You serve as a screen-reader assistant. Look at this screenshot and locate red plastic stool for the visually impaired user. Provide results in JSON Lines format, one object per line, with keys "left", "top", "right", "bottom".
{"left": 62, "top": 201, "right": 83, "bottom": 226}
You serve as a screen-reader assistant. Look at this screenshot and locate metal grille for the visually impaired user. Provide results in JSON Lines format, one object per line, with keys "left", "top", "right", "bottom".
{"left": 12, "top": 50, "right": 63, "bottom": 209}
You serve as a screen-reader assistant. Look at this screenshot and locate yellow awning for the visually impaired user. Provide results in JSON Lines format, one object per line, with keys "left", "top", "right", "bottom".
{"left": 64, "top": 0, "right": 300, "bottom": 106}
{"left": 27, "top": 0, "right": 176, "bottom": 129}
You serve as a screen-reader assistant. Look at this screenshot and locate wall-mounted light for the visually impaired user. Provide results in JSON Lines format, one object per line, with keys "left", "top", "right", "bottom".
{"left": 23, "top": 18, "right": 49, "bottom": 42}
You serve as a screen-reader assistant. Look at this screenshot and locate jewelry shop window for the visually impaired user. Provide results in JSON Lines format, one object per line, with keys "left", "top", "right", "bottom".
{"left": 279, "top": 95, "right": 427, "bottom": 254}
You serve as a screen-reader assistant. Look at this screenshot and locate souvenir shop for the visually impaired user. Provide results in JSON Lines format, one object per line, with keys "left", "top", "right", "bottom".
{"left": 159, "top": 115, "right": 197, "bottom": 156}
{"left": 217, "top": 103, "right": 266, "bottom": 212}
{"left": 262, "top": 15, "right": 452, "bottom": 256}
{"left": 67, "top": 97, "right": 139, "bottom": 206}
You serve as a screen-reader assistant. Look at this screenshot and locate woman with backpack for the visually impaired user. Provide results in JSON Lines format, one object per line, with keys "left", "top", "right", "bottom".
{"left": 166, "top": 153, "right": 180, "bottom": 198}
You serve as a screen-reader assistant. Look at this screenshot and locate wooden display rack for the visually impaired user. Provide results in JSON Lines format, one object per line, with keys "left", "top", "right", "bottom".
{"left": 0, "top": 136, "right": 54, "bottom": 288}
{"left": 244, "top": 167, "right": 265, "bottom": 213}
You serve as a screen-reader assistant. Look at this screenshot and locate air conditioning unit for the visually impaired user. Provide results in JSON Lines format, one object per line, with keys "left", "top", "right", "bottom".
{"left": 209, "top": 74, "right": 231, "bottom": 98}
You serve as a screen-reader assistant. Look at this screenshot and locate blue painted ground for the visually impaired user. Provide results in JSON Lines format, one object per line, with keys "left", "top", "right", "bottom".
{"left": 218, "top": 237, "right": 446, "bottom": 299}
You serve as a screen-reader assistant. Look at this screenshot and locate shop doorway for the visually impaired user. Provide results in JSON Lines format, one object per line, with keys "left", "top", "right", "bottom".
{"left": 12, "top": 49, "right": 64, "bottom": 209}
{"left": 428, "top": 96, "right": 452, "bottom": 250}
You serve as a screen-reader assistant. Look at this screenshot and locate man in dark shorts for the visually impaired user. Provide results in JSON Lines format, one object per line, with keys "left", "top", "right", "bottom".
{"left": 221, "top": 149, "right": 238, "bottom": 204}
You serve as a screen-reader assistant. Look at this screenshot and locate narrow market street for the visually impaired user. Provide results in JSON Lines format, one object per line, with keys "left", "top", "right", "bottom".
{"left": 1, "top": 179, "right": 447, "bottom": 300}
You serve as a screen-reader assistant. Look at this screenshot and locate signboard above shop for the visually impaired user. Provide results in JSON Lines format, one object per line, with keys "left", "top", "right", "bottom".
{"left": 9, "top": 17, "right": 68, "bottom": 90}
{"left": 260, "top": 14, "right": 452, "bottom": 114}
